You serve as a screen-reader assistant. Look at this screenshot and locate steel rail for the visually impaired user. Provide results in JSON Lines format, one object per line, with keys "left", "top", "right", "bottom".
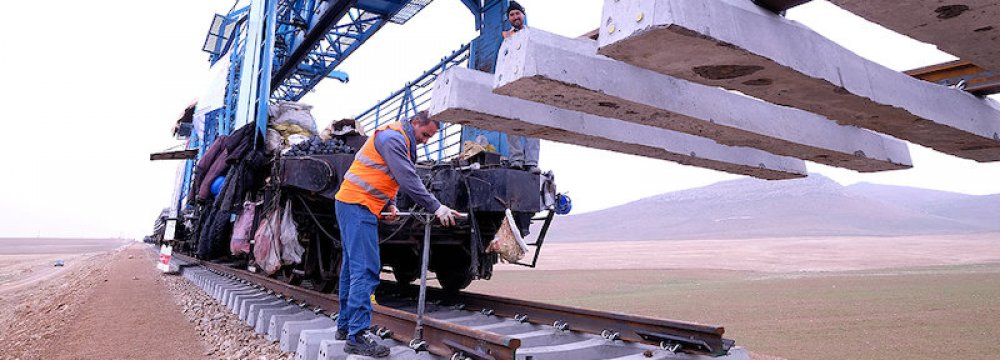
{"left": 174, "top": 253, "right": 519, "bottom": 360}
{"left": 417, "top": 285, "right": 734, "bottom": 357}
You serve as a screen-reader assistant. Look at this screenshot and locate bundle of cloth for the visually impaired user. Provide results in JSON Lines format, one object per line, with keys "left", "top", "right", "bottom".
{"left": 266, "top": 101, "right": 319, "bottom": 153}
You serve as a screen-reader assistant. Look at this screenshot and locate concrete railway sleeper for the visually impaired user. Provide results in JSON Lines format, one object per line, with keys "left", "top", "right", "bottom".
{"left": 173, "top": 253, "right": 749, "bottom": 360}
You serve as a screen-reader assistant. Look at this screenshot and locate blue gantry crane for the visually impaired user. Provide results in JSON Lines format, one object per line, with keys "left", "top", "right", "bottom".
{"left": 168, "top": 0, "right": 518, "bottom": 218}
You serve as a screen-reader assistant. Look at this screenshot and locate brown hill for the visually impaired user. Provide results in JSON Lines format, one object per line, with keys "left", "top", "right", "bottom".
{"left": 545, "top": 175, "right": 999, "bottom": 242}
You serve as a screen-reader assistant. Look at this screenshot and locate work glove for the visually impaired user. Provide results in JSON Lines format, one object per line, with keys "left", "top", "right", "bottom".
{"left": 383, "top": 205, "right": 399, "bottom": 222}
{"left": 434, "top": 205, "right": 462, "bottom": 227}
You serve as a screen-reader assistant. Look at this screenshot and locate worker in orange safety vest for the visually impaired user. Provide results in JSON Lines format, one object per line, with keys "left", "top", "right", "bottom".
{"left": 333, "top": 110, "right": 461, "bottom": 357}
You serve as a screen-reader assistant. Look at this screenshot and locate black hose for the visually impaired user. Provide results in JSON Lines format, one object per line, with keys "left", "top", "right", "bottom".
{"left": 294, "top": 194, "right": 340, "bottom": 245}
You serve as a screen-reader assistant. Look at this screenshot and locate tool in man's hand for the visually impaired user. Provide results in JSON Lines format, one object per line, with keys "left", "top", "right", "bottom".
{"left": 376, "top": 211, "right": 467, "bottom": 351}
{"left": 380, "top": 210, "right": 468, "bottom": 224}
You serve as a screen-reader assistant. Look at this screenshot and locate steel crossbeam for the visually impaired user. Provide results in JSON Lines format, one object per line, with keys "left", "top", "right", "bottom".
{"left": 269, "top": 0, "right": 432, "bottom": 101}
{"left": 274, "top": 8, "right": 386, "bottom": 100}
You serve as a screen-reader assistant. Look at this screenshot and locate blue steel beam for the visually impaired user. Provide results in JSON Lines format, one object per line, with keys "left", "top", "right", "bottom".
{"left": 460, "top": 0, "right": 509, "bottom": 155}
{"left": 270, "top": 0, "right": 355, "bottom": 96}
{"left": 273, "top": 9, "right": 387, "bottom": 100}
{"left": 460, "top": 0, "right": 483, "bottom": 29}
{"left": 221, "top": 21, "right": 244, "bottom": 137}
{"left": 256, "top": 0, "right": 279, "bottom": 138}
{"left": 269, "top": 0, "right": 432, "bottom": 101}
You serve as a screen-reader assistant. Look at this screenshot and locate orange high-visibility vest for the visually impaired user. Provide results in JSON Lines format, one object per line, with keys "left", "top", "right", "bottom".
{"left": 335, "top": 122, "right": 412, "bottom": 215}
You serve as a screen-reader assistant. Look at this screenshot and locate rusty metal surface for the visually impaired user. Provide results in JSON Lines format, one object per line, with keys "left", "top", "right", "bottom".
{"left": 905, "top": 60, "right": 1000, "bottom": 96}
{"left": 278, "top": 154, "right": 355, "bottom": 201}
{"left": 174, "top": 253, "right": 519, "bottom": 360}
{"left": 149, "top": 149, "right": 198, "bottom": 161}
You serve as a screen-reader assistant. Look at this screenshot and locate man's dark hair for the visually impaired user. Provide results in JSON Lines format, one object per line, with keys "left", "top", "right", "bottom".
{"left": 508, "top": 1, "right": 525, "bottom": 16}
{"left": 410, "top": 110, "right": 441, "bottom": 128}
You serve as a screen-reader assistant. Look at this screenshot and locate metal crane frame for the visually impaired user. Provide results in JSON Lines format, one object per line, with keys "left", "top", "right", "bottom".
{"left": 172, "top": 0, "right": 511, "bottom": 216}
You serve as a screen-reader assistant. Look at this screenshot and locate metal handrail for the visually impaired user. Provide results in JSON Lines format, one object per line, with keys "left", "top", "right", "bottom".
{"left": 355, "top": 43, "right": 472, "bottom": 161}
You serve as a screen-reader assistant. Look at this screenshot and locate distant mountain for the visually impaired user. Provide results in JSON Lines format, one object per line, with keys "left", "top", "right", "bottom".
{"left": 544, "top": 175, "right": 1000, "bottom": 242}
{"left": 845, "top": 183, "right": 1000, "bottom": 230}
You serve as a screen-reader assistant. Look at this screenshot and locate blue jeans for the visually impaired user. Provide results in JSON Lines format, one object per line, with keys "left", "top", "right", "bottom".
{"left": 335, "top": 200, "right": 381, "bottom": 336}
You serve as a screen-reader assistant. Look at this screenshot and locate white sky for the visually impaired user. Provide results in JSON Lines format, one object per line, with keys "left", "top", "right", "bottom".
{"left": 0, "top": 1, "right": 997, "bottom": 239}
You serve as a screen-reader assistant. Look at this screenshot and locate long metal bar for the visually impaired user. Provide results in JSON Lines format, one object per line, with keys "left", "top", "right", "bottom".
{"left": 221, "top": 19, "right": 246, "bottom": 136}
{"left": 429, "top": 287, "right": 732, "bottom": 356}
{"left": 414, "top": 215, "right": 433, "bottom": 342}
{"left": 174, "top": 253, "right": 518, "bottom": 360}
{"left": 513, "top": 209, "right": 554, "bottom": 268}
{"left": 150, "top": 149, "right": 199, "bottom": 161}
{"left": 255, "top": 0, "right": 279, "bottom": 138}
{"left": 234, "top": 0, "right": 269, "bottom": 130}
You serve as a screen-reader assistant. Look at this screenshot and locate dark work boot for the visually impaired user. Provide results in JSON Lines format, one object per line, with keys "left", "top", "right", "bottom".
{"left": 335, "top": 328, "right": 348, "bottom": 341}
{"left": 344, "top": 332, "right": 390, "bottom": 358}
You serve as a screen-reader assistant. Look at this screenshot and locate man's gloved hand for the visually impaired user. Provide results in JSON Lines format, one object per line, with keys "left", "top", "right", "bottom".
{"left": 434, "top": 205, "right": 462, "bottom": 227}
{"left": 383, "top": 205, "right": 399, "bottom": 222}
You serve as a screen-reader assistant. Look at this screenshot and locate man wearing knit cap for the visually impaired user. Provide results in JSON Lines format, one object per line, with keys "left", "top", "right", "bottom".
{"left": 504, "top": 1, "right": 526, "bottom": 35}
{"left": 502, "top": 0, "right": 541, "bottom": 174}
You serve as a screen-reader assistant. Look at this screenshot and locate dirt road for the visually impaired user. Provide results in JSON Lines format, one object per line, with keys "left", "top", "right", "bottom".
{"left": 38, "top": 245, "right": 206, "bottom": 359}
{"left": 0, "top": 244, "right": 207, "bottom": 360}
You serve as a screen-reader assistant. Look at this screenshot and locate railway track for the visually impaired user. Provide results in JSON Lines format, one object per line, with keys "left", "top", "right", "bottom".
{"left": 173, "top": 253, "right": 749, "bottom": 360}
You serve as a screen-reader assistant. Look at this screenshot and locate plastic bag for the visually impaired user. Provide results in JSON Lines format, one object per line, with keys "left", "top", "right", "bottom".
{"left": 279, "top": 199, "right": 305, "bottom": 265}
{"left": 274, "top": 108, "right": 317, "bottom": 134}
{"left": 286, "top": 133, "right": 310, "bottom": 147}
{"left": 230, "top": 201, "right": 256, "bottom": 255}
{"left": 265, "top": 128, "right": 284, "bottom": 155}
{"left": 253, "top": 207, "right": 282, "bottom": 275}
{"left": 487, "top": 209, "right": 529, "bottom": 263}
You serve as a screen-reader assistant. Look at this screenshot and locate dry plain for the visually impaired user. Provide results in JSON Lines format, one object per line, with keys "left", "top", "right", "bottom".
{"left": 468, "top": 233, "right": 1000, "bottom": 360}
{"left": 0, "top": 238, "right": 130, "bottom": 295}
{"left": 2, "top": 235, "right": 999, "bottom": 359}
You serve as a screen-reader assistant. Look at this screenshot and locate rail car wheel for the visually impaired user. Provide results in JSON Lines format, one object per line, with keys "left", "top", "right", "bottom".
{"left": 386, "top": 247, "right": 421, "bottom": 285}
{"left": 274, "top": 265, "right": 304, "bottom": 286}
{"left": 310, "top": 271, "right": 339, "bottom": 293}
{"left": 304, "top": 232, "right": 342, "bottom": 293}
{"left": 392, "top": 265, "right": 419, "bottom": 285}
{"left": 436, "top": 271, "right": 473, "bottom": 292}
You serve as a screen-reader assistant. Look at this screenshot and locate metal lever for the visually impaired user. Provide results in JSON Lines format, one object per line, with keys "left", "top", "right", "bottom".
{"left": 379, "top": 211, "right": 469, "bottom": 219}
{"left": 412, "top": 213, "right": 435, "bottom": 348}
{"left": 376, "top": 211, "right": 467, "bottom": 348}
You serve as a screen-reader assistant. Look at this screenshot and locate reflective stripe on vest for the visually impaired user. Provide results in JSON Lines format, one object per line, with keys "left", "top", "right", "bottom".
{"left": 335, "top": 122, "right": 412, "bottom": 215}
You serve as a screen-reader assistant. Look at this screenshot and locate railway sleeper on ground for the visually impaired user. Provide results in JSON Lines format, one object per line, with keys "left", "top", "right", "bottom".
{"left": 175, "top": 260, "right": 750, "bottom": 360}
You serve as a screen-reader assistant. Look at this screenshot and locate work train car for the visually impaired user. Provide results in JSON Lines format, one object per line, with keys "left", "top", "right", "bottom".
{"left": 167, "top": 125, "right": 564, "bottom": 293}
